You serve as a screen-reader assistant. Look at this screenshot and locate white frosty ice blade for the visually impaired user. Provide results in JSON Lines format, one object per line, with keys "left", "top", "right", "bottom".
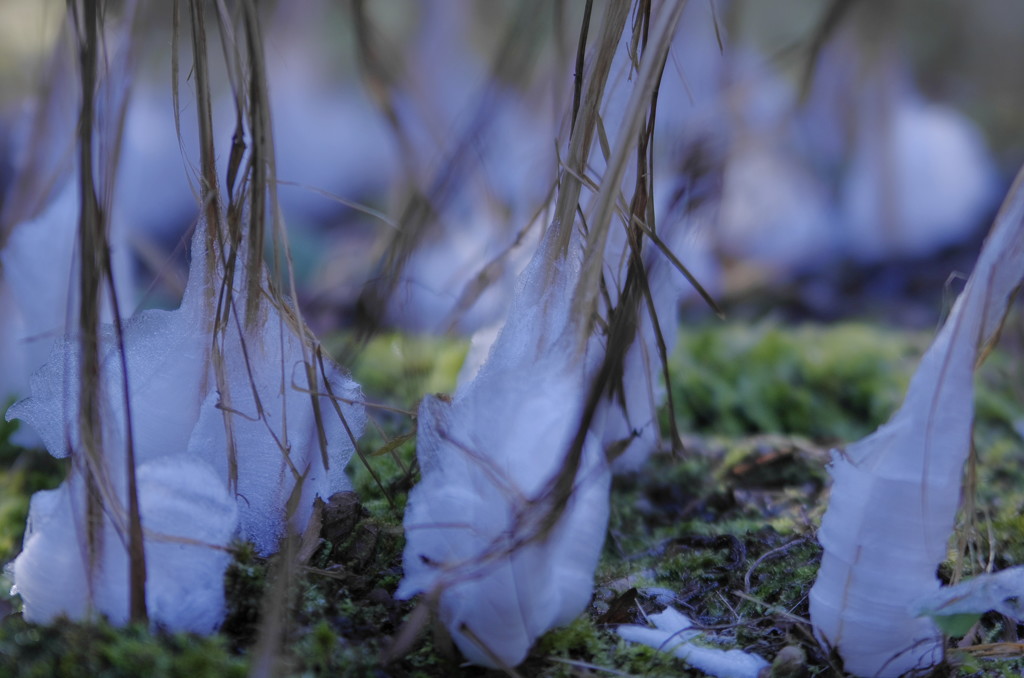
{"left": 0, "top": 175, "right": 136, "bottom": 447}
{"left": 6, "top": 215, "right": 212, "bottom": 462}
{"left": 396, "top": 228, "right": 611, "bottom": 667}
{"left": 809, "top": 165, "right": 1024, "bottom": 677}
{"left": 617, "top": 607, "right": 769, "bottom": 678}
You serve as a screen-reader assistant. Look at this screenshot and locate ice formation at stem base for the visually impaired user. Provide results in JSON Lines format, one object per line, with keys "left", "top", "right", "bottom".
{"left": 14, "top": 456, "right": 237, "bottom": 633}
{"left": 809, "top": 166, "right": 1024, "bottom": 677}
{"left": 7, "top": 224, "right": 365, "bottom": 630}
{"left": 396, "top": 233, "right": 610, "bottom": 668}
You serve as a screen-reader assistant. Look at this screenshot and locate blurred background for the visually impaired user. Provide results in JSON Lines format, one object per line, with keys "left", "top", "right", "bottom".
{"left": 0, "top": 0, "right": 1021, "bottom": 338}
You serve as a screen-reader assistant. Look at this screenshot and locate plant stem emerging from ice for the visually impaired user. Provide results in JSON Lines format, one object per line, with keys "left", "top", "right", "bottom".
{"left": 71, "top": 0, "right": 148, "bottom": 623}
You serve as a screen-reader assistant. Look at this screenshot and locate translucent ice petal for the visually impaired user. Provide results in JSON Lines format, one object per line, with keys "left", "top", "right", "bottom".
{"left": 809, "top": 166, "right": 1024, "bottom": 676}
{"left": 398, "top": 229, "right": 610, "bottom": 667}
{"left": 186, "top": 315, "right": 364, "bottom": 556}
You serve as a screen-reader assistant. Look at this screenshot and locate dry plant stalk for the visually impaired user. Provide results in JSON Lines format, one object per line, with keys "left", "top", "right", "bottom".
{"left": 179, "top": 0, "right": 354, "bottom": 671}
{"left": 538, "top": 0, "right": 687, "bottom": 542}
{"left": 69, "top": 0, "right": 148, "bottom": 624}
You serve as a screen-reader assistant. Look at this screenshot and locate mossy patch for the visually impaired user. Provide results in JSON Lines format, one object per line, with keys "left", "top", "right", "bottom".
{"left": 0, "top": 617, "right": 247, "bottom": 678}
{"left": 669, "top": 322, "right": 923, "bottom": 443}
{"left": 528, "top": 616, "right": 700, "bottom": 677}
{"left": 337, "top": 332, "right": 467, "bottom": 517}
{"left": 342, "top": 332, "right": 467, "bottom": 407}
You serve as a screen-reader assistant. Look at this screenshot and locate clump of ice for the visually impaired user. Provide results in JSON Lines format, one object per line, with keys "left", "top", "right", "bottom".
{"left": 397, "top": 229, "right": 610, "bottom": 667}
{"left": 7, "top": 224, "right": 365, "bottom": 629}
{"left": 13, "top": 456, "right": 237, "bottom": 632}
{"left": 185, "top": 299, "right": 364, "bottom": 555}
{"left": 617, "top": 607, "right": 768, "bottom": 678}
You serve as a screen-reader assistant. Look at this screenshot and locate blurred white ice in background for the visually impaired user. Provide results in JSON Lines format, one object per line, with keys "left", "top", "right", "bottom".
{"left": 0, "top": 1, "right": 1002, "bottom": 478}
{"left": 0, "top": 0, "right": 1011, "bottom": 342}
{"left": 840, "top": 77, "right": 997, "bottom": 262}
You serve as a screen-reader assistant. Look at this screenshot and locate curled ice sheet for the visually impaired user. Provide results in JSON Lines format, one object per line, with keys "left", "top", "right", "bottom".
{"left": 8, "top": 224, "right": 366, "bottom": 629}
{"left": 14, "top": 456, "right": 237, "bottom": 633}
{"left": 7, "top": 281, "right": 207, "bottom": 462}
{"left": 0, "top": 177, "right": 135, "bottom": 447}
{"left": 617, "top": 607, "right": 769, "bottom": 678}
{"left": 1, "top": 183, "right": 79, "bottom": 383}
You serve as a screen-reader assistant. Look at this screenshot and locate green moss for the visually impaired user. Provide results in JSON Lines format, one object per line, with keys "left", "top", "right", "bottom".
{"left": 719, "top": 437, "right": 828, "bottom": 494}
{"left": 536, "top": 616, "right": 606, "bottom": 664}
{"left": 348, "top": 431, "right": 414, "bottom": 517}
{"left": 0, "top": 427, "right": 67, "bottom": 564}
{"left": 984, "top": 512, "right": 1024, "bottom": 569}
{"left": 669, "top": 323, "right": 922, "bottom": 442}
{"left": 0, "top": 617, "right": 247, "bottom": 678}
{"left": 950, "top": 648, "right": 1024, "bottom": 677}
{"left": 530, "top": 617, "right": 699, "bottom": 677}
{"left": 343, "top": 332, "right": 467, "bottom": 406}
{"left": 329, "top": 332, "right": 467, "bottom": 518}
{"left": 974, "top": 341, "right": 1024, "bottom": 438}
{"left": 219, "top": 541, "right": 268, "bottom": 649}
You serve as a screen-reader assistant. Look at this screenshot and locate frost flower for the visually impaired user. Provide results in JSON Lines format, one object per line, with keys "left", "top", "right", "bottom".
{"left": 809, "top": 167, "right": 1024, "bottom": 676}
{"left": 396, "top": 231, "right": 610, "bottom": 667}
{"left": 7, "top": 225, "right": 365, "bottom": 629}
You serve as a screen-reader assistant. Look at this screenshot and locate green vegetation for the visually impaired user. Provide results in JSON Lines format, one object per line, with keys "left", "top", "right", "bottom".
{"left": 0, "top": 617, "right": 248, "bottom": 678}
{"left": 669, "top": 323, "right": 925, "bottom": 443}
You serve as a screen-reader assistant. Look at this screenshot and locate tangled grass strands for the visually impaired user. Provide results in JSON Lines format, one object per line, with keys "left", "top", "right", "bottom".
{"left": 522, "top": 0, "right": 684, "bottom": 549}
{"left": 570, "top": 0, "right": 687, "bottom": 338}
{"left": 69, "top": 0, "right": 148, "bottom": 624}
{"left": 604, "top": 0, "right": 688, "bottom": 455}
{"left": 549, "top": 1, "right": 630, "bottom": 263}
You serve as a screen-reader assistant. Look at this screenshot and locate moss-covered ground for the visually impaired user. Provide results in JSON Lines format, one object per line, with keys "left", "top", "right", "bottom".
{"left": 3, "top": 321, "right": 1024, "bottom": 677}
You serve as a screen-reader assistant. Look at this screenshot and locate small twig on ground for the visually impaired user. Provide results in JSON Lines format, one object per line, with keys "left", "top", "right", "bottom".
{"left": 743, "top": 537, "right": 809, "bottom": 593}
